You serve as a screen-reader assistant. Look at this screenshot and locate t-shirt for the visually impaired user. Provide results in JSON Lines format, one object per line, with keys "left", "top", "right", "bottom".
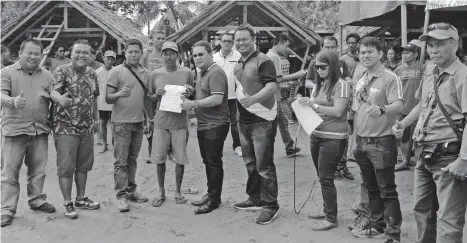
{"left": 47, "top": 57, "right": 71, "bottom": 73}
{"left": 352, "top": 65, "right": 404, "bottom": 137}
{"left": 142, "top": 49, "right": 165, "bottom": 73}
{"left": 266, "top": 50, "right": 284, "bottom": 100}
{"left": 107, "top": 64, "right": 149, "bottom": 123}
{"left": 96, "top": 66, "right": 113, "bottom": 111}
{"left": 306, "top": 59, "right": 350, "bottom": 81}
{"left": 312, "top": 78, "right": 350, "bottom": 139}
{"left": 195, "top": 63, "right": 229, "bottom": 130}
{"left": 149, "top": 66, "right": 194, "bottom": 130}
{"left": 340, "top": 53, "right": 359, "bottom": 78}
{"left": 89, "top": 61, "right": 104, "bottom": 71}
{"left": 394, "top": 62, "right": 424, "bottom": 115}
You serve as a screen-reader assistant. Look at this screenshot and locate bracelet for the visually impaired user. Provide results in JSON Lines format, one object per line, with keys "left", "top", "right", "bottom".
{"left": 459, "top": 152, "right": 467, "bottom": 161}
{"left": 8, "top": 97, "right": 15, "bottom": 108}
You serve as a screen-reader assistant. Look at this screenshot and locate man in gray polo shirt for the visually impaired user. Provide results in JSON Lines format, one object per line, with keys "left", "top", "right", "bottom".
{"left": 106, "top": 39, "right": 154, "bottom": 212}
{"left": 351, "top": 37, "right": 404, "bottom": 242}
{"left": 394, "top": 23, "right": 467, "bottom": 243}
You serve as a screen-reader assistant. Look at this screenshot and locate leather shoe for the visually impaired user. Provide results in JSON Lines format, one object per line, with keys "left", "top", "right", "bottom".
{"left": 191, "top": 194, "right": 209, "bottom": 206}
{"left": 194, "top": 200, "right": 219, "bottom": 215}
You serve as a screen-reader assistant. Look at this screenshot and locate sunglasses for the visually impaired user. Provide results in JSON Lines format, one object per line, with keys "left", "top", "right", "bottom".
{"left": 222, "top": 40, "right": 233, "bottom": 43}
{"left": 315, "top": 64, "right": 328, "bottom": 71}
{"left": 428, "top": 22, "right": 457, "bottom": 32}
{"left": 193, "top": 53, "right": 204, "bottom": 58}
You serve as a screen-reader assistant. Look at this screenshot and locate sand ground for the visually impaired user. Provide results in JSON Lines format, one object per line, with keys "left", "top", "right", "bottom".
{"left": 1, "top": 123, "right": 466, "bottom": 243}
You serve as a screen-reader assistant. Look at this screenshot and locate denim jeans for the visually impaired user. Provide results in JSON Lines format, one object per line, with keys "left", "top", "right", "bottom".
{"left": 310, "top": 135, "right": 346, "bottom": 223}
{"left": 354, "top": 135, "right": 402, "bottom": 241}
{"left": 277, "top": 101, "right": 294, "bottom": 151}
{"left": 197, "top": 124, "right": 229, "bottom": 203}
{"left": 413, "top": 146, "right": 467, "bottom": 243}
{"left": 357, "top": 172, "right": 370, "bottom": 218}
{"left": 1, "top": 134, "right": 48, "bottom": 216}
{"left": 239, "top": 121, "right": 279, "bottom": 208}
{"left": 113, "top": 122, "right": 144, "bottom": 199}
{"left": 228, "top": 99, "right": 241, "bottom": 150}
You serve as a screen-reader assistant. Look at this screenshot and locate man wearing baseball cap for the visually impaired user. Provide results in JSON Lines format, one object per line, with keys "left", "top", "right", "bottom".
{"left": 394, "top": 39, "right": 424, "bottom": 172}
{"left": 147, "top": 41, "right": 194, "bottom": 208}
{"left": 393, "top": 23, "right": 467, "bottom": 243}
{"left": 95, "top": 50, "right": 116, "bottom": 153}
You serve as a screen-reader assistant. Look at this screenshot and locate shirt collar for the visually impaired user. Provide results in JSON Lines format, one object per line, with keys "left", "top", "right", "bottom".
{"left": 239, "top": 50, "right": 259, "bottom": 63}
{"left": 434, "top": 57, "right": 461, "bottom": 76}
{"left": 366, "top": 64, "right": 385, "bottom": 80}
{"left": 200, "top": 62, "right": 216, "bottom": 76}
{"left": 13, "top": 61, "right": 42, "bottom": 73}
{"left": 219, "top": 50, "right": 233, "bottom": 58}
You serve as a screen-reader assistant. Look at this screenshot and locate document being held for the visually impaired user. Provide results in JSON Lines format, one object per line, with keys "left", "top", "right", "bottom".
{"left": 291, "top": 99, "right": 323, "bottom": 135}
{"left": 159, "top": 85, "right": 186, "bottom": 113}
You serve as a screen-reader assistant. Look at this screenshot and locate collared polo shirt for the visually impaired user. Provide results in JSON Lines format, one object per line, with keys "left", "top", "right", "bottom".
{"left": 352, "top": 65, "right": 404, "bottom": 137}
{"left": 96, "top": 66, "right": 113, "bottom": 111}
{"left": 234, "top": 50, "right": 277, "bottom": 124}
{"left": 107, "top": 63, "right": 149, "bottom": 123}
{"left": 394, "top": 62, "right": 424, "bottom": 115}
{"left": 52, "top": 63, "right": 99, "bottom": 135}
{"left": 413, "top": 58, "right": 467, "bottom": 144}
{"left": 1, "top": 62, "right": 53, "bottom": 136}
{"left": 195, "top": 62, "right": 229, "bottom": 131}
{"left": 213, "top": 50, "right": 241, "bottom": 99}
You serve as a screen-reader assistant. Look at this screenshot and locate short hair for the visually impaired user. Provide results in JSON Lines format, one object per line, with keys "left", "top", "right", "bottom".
{"left": 273, "top": 33, "right": 293, "bottom": 46}
{"left": 192, "top": 40, "right": 212, "bottom": 53}
{"left": 360, "top": 37, "right": 383, "bottom": 52}
{"left": 153, "top": 31, "right": 166, "bottom": 37}
{"left": 234, "top": 24, "right": 255, "bottom": 39}
{"left": 1, "top": 45, "right": 9, "bottom": 54}
{"left": 126, "top": 38, "right": 143, "bottom": 51}
{"left": 19, "top": 39, "right": 44, "bottom": 53}
{"left": 346, "top": 33, "right": 361, "bottom": 43}
{"left": 220, "top": 32, "right": 234, "bottom": 40}
{"left": 55, "top": 44, "right": 65, "bottom": 50}
{"left": 321, "top": 36, "right": 338, "bottom": 47}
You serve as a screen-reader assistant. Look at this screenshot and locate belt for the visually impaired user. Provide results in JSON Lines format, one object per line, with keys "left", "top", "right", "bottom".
{"left": 357, "top": 135, "right": 394, "bottom": 144}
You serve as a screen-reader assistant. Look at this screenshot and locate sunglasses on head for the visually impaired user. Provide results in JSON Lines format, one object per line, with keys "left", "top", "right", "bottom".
{"left": 428, "top": 22, "right": 457, "bottom": 32}
{"left": 315, "top": 64, "right": 328, "bottom": 71}
{"left": 193, "top": 53, "right": 204, "bottom": 58}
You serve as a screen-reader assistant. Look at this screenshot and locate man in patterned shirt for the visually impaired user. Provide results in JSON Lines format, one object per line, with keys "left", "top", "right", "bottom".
{"left": 51, "top": 39, "right": 101, "bottom": 220}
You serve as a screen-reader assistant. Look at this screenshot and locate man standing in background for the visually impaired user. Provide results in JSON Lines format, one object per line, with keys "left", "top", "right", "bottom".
{"left": 45, "top": 44, "right": 71, "bottom": 73}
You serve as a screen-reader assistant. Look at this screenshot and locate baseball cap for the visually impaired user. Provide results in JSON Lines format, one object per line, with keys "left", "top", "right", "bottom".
{"left": 104, "top": 50, "right": 116, "bottom": 58}
{"left": 161, "top": 41, "right": 179, "bottom": 53}
{"left": 419, "top": 22, "right": 459, "bottom": 41}
{"left": 401, "top": 39, "right": 422, "bottom": 52}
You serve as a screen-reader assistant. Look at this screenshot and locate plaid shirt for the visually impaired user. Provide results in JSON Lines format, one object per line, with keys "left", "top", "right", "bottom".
{"left": 280, "top": 57, "right": 290, "bottom": 90}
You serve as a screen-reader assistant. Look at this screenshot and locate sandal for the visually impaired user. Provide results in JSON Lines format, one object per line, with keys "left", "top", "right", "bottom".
{"left": 395, "top": 163, "right": 410, "bottom": 172}
{"left": 175, "top": 196, "right": 187, "bottom": 204}
{"left": 151, "top": 196, "right": 166, "bottom": 207}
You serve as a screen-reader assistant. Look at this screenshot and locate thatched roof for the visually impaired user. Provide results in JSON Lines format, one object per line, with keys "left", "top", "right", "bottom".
{"left": 167, "top": 0, "right": 321, "bottom": 45}
{"left": 1, "top": 0, "right": 149, "bottom": 46}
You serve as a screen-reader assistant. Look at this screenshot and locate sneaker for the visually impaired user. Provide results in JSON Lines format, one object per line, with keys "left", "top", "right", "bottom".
{"left": 352, "top": 226, "right": 385, "bottom": 238}
{"left": 1, "top": 215, "right": 13, "bottom": 227}
{"left": 234, "top": 198, "right": 262, "bottom": 210}
{"left": 334, "top": 170, "right": 342, "bottom": 178}
{"left": 31, "top": 202, "right": 56, "bottom": 213}
{"left": 127, "top": 190, "right": 148, "bottom": 203}
{"left": 234, "top": 146, "right": 243, "bottom": 157}
{"left": 63, "top": 202, "right": 78, "bottom": 219}
{"left": 256, "top": 207, "right": 279, "bottom": 225}
{"left": 286, "top": 146, "right": 302, "bottom": 156}
{"left": 348, "top": 213, "right": 369, "bottom": 231}
{"left": 312, "top": 219, "right": 338, "bottom": 231}
{"left": 75, "top": 197, "right": 100, "bottom": 210}
{"left": 339, "top": 165, "right": 355, "bottom": 180}
{"left": 384, "top": 240, "right": 400, "bottom": 243}
{"left": 118, "top": 198, "right": 130, "bottom": 212}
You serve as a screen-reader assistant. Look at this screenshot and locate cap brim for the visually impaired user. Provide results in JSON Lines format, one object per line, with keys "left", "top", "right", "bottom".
{"left": 162, "top": 47, "right": 179, "bottom": 53}
{"left": 419, "top": 33, "right": 451, "bottom": 41}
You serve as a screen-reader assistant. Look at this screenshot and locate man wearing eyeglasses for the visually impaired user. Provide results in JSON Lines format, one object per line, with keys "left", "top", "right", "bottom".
{"left": 213, "top": 32, "right": 243, "bottom": 157}
{"left": 393, "top": 23, "right": 467, "bottom": 243}
{"left": 45, "top": 44, "right": 71, "bottom": 73}
{"left": 351, "top": 37, "right": 404, "bottom": 242}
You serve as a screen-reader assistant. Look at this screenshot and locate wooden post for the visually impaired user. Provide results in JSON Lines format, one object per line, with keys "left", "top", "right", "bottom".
{"left": 202, "top": 31, "right": 208, "bottom": 41}
{"left": 64, "top": 7, "right": 68, "bottom": 29}
{"left": 420, "top": 10, "right": 430, "bottom": 63}
{"left": 243, "top": 5, "right": 248, "bottom": 24}
{"left": 401, "top": 1, "right": 408, "bottom": 46}
{"left": 339, "top": 24, "right": 344, "bottom": 56}
{"left": 117, "top": 41, "right": 122, "bottom": 55}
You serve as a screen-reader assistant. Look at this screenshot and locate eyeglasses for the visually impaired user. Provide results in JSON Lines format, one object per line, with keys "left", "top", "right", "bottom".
{"left": 315, "top": 65, "right": 328, "bottom": 71}
{"left": 57, "top": 50, "right": 64, "bottom": 52}
{"left": 193, "top": 53, "right": 204, "bottom": 58}
{"left": 428, "top": 22, "right": 457, "bottom": 32}
{"left": 222, "top": 40, "right": 233, "bottom": 43}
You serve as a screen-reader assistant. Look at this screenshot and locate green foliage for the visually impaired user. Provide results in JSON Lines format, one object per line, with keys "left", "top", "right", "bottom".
{"left": 1, "top": 1, "right": 33, "bottom": 27}
{"left": 279, "top": 1, "right": 341, "bottom": 32}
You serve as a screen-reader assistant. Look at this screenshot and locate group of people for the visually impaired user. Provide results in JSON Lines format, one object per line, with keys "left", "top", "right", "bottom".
{"left": 1, "top": 22, "right": 466, "bottom": 243}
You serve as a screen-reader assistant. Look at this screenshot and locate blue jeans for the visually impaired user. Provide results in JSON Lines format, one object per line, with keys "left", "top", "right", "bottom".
{"left": 228, "top": 99, "right": 241, "bottom": 150}
{"left": 354, "top": 135, "right": 402, "bottom": 241}
{"left": 413, "top": 146, "right": 467, "bottom": 243}
{"left": 1, "top": 134, "right": 48, "bottom": 216}
{"left": 310, "top": 135, "right": 346, "bottom": 223}
{"left": 113, "top": 122, "right": 144, "bottom": 199}
{"left": 239, "top": 121, "right": 279, "bottom": 208}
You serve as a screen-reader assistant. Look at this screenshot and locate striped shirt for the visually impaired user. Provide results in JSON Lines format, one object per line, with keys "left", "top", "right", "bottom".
{"left": 352, "top": 65, "right": 404, "bottom": 137}
{"left": 312, "top": 78, "right": 350, "bottom": 139}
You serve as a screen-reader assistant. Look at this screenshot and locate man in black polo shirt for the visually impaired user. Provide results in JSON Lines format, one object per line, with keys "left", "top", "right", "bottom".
{"left": 181, "top": 40, "right": 230, "bottom": 215}
{"left": 232, "top": 24, "right": 279, "bottom": 225}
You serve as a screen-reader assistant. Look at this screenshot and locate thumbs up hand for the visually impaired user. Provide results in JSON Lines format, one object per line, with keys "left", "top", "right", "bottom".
{"left": 59, "top": 92, "right": 73, "bottom": 108}
{"left": 14, "top": 91, "right": 27, "bottom": 109}
{"left": 118, "top": 83, "right": 132, "bottom": 98}
{"left": 392, "top": 120, "right": 405, "bottom": 139}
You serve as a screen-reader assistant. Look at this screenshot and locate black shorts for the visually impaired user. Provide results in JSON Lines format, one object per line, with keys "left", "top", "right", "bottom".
{"left": 99, "top": 110, "right": 112, "bottom": 120}
{"left": 399, "top": 115, "right": 414, "bottom": 143}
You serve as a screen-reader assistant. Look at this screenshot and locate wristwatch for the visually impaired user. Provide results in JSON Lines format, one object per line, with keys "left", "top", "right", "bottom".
{"left": 379, "top": 105, "right": 386, "bottom": 115}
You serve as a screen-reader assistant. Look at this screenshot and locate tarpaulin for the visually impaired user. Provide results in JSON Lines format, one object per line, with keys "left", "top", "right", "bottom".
{"left": 426, "top": 0, "right": 467, "bottom": 10}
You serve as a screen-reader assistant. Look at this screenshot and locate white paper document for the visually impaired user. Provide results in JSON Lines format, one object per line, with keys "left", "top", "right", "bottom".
{"left": 291, "top": 99, "right": 323, "bottom": 135}
{"left": 159, "top": 85, "right": 186, "bottom": 113}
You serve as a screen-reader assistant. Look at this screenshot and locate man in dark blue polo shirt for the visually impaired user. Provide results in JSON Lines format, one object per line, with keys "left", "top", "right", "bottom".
{"left": 232, "top": 24, "right": 279, "bottom": 225}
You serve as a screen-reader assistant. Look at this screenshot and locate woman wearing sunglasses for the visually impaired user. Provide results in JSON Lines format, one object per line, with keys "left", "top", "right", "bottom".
{"left": 298, "top": 50, "right": 350, "bottom": 231}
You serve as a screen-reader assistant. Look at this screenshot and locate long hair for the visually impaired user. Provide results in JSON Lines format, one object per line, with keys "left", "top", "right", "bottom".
{"left": 313, "top": 50, "right": 342, "bottom": 101}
